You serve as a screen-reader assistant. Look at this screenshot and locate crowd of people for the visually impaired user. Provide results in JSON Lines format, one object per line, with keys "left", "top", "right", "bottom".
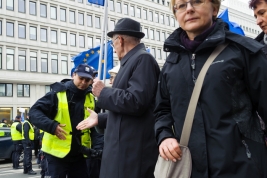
{"left": 2, "top": 0, "right": 267, "bottom": 177}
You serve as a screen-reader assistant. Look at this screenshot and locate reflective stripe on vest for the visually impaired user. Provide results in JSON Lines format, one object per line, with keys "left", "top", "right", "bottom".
{"left": 22, "top": 120, "right": 34, "bottom": 140}
{"left": 42, "top": 91, "right": 95, "bottom": 158}
{"left": 11, "top": 122, "right": 22, "bottom": 141}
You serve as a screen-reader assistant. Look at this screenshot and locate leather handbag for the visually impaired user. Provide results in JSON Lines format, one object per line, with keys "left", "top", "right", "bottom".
{"left": 154, "top": 43, "right": 229, "bottom": 178}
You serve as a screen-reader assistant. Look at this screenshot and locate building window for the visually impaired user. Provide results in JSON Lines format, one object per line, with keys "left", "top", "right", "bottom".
{"left": 166, "top": 16, "right": 170, "bottom": 25}
{"left": 87, "top": 14, "right": 92, "bottom": 27}
{"left": 144, "top": 28, "right": 148, "bottom": 39}
{"left": 41, "top": 28, "right": 47, "bottom": 42}
{"left": 29, "top": 1, "right": 36, "bottom": 15}
{"left": 61, "top": 56, "right": 68, "bottom": 75}
{"left": 136, "top": 7, "right": 141, "bottom": 18}
{"left": 18, "top": 50, "right": 26, "bottom": 71}
{"left": 79, "top": 35, "right": 85, "bottom": 48}
{"left": 95, "top": 16, "right": 100, "bottom": 29}
{"left": 6, "top": 22, "right": 14, "bottom": 37}
{"left": 18, "top": 0, "right": 25, "bottom": 13}
{"left": 149, "top": 11, "right": 153, "bottom": 21}
{"left": 45, "top": 85, "right": 51, "bottom": 93}
{"left": 150, "top": 29, "right": 154, "bottom": 40}
{"left": 130, "top": 6, "right": 135, "bottom": 17}
{"left": 78, "top": 12, "right": 84, "bottom": 25}
{"left": 0, "top": 84, "right": 13, "bottom": 97}
{"left": 70, "top": 33, "right": 76, "bottom": 46}
{"left": 61, "top": 32, "right": 67, "bottom": 45}
{"left": 88, "top": 36, "right": 93, "bottom": 49}
{"left": 18, "top": 24, "right": 26, "bottom": 39}
{"left": 0, "top": 0, "right": 2, "bottom": 8}
{"left": 6, "top": 49, "right": 14, "bottom": 70}
{"left": 6, "top": 0, "right": 14, "bottom": 10}
{"left": 78, "top": 0, "right": 83, "bottom": 3}
{"left": 70, "top": 10, "right": 75, "bottom": 24}
{"left": 60, "top": 8, "right": 66, "bottom": 22}
{"left": 123, "top": 4, "right": 128, "bottom": 15}
{"left": 30, "top": 26, "right": 37, "bottom": 40}
{"left": 41, "top": 53, "right": 48, "bottom": 73}
{"left": 0, "top": 21, "right": 1, "bottom": 35}
{"left": 30, "top": 52, "right": 37, "bottom": 72}
{"left": 51, "top": 30, "right": 57, "bottom": 43}
{"left": 155, "top": 12, "right": 159, "bottom": 23}
{"left": 17, "top": 84, "right": 30, "bottom": 97}
{"left": 156, "top": 31, "right": 160, "bottom": 41}
{"left": 143, "top": 9, "right": 147, "bottom": 20}
{"left": 0, "top": 47, "right": 2, "bottom": 69}
{"left": 40, "top": 4, "right": 47, "bottom": 17}
{"left": 151, "top": 48, "right": 155, "bottom": 58}
{"left": 51, "top": 54, "right": 58, "bottom": 74}
{"left": 160, "top": 14, "right": 164, "bottom": 24}
{"left": 161, "top": 31, "right": 165, "bottom": 41}
{"left": 157, "top": 49, "right": 161, "bottom": 60}
{"left": 171, "top": 17, "right": 175, "bottom": 27}
{"left": 116, "top": 2, "right": 121, "bottom": 13}
{"left": 95, "top": 38, "right": 101, "bottom": 46}
{"left": 109, "top": 20, "right": 115, "bottom": 31}
{"left": 50, "top": 6, "right": 57, "bottom": 20}
{"left": 109, "top": 0, "right": 114, "bottom": 11}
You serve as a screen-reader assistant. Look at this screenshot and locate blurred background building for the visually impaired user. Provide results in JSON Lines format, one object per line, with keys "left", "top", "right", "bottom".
{"left": 0, "top": 0, "right": 261, "bottom": 122}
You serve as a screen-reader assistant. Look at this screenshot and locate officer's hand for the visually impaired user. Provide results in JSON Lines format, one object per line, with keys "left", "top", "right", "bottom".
{"left": 92, "top": 78, "right": 105, "bottom": 97}
{"left": 159, "top": 138, "right": 182, "bottom": 162}
{"left": 54, "top": 124, "right": 67, "bottom": 140}
{"left": 76, "top": 108, "right": 98, "bottom": 130}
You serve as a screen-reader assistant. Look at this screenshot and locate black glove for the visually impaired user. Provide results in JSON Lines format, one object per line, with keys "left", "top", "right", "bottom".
{"left": 80, "top": 146, "right": 102, "bottom": 159}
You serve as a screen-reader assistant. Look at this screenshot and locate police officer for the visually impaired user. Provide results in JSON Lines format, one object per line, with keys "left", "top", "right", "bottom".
{"left": 29, "top": 64, "right": 98, "bottom": 178}
{"left": 11, "top": 115, "right": 23, "bottom": 169}
{"left": 22, "top": 115, "right": 37, "bottom": 175}
{"left": 0, "top": 118, "right": 8, "bottom": 127}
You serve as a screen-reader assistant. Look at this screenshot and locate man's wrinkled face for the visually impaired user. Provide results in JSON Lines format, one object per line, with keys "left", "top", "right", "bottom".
{"left": 72, "top": 73, "right": 92, "bottom": 90}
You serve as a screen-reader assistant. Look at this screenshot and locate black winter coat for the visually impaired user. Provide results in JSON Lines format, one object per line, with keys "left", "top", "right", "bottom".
{"left": 154, "top": 19, "right": 267, "bottom": 178}
{"left": 29, "top": 81, "right": 102, "bottom": 162}
{"left": 96, "top": 43, "right": 160, "bottom": 178}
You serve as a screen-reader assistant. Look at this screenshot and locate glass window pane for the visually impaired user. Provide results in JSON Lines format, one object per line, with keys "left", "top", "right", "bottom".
{"left": 24, "top": 85, "right": 30, "bottom": 97}
{"left": 143, "top": 9, "right": 147, "bottom": 20}
{"left": 45, "top": 86, "right": 51, "bottom": 93}
{"left": 51, "top": 54, "right": 58, "bottom": 74}
{"left": 7, "top": 0, "right": 14, "bottom": 10}
{"left": 70, "top": 10, "right": 75, "bottom": 23}
{"left": 18, "top": 50, "right": 26, "bottom": 71}
{"left": 29, "top": 1, "right": 36, "bottom": 15}
{"left": 61, "top": 32, "right": 67, "bottom": 45}
{"left": 17, "top": 84, "right": 23, "bottom": 97}
{"left": 41, "top": 53, "right": 48, "bottom": 73}
{"left": 79, "top": 35, "right": 85, "bottom": 48}
{"left": 18, "top": 24, "right": 26, "bottom": 38}
{"left": 41, "top": 28, "right": 47, "bottom": 42}
{"left": 50, "top": 6, "right": 57, "bottom": 19}
{"left": 78, "top": 13, "right": 84, "bottom": 25}
{"left": 30, "top": 26, "right": 37, "bottom": 40}
{"left": 60, "top": 9, "right": 66, "bottom": 21}
{"left": 136, "top": 8, "right": 141, "bottom": 18}
{"left": 116, "top": 2, "right": 121, "bottom": 13}
{"left": 130, "top": 6, "right": 134, "bottom": 17}
{"left": 51, "top": 30, "right": 57, "bottom": 43}
{"left": 0, "top": 47, "right": 2, "bottom": 69}
{"left": 123, "top": 4, "right": 128, "bottom": 15}
{"left": 30, "top": 52, "right": 37, "bottom": 72}
{"left": 6, "top": 22, "right": 14, "bottom": 37}
{"left": 70, "top": 33, "right": 76, "bottom": 46}
{"left": 109, "top": 0, "right": 114, "bottom": 11}
{"left": 18, "top": 0, "right": 25, "bottom": 13}
{"left": 6, "top": 84, "right": 13, "bottom": 96}
{"left": 95, "top": 17, "right": 100, "bottom": 29}
{"left": 87, "top": 15, "right": 92, "bottom": 27}
{"left": 88, "top": 36, "right": 93, "bottom": 48}
{"left": 61, "top": 56, "right": 68, "bottom": 75}
{"left": 0, "top": 21, "right": 2, "bottom": 35}
{"left": 40, "top": 4, "right": 47, "bottom": 17}
{"left": 6, "top": 49, "right": 14, "bottom": 70}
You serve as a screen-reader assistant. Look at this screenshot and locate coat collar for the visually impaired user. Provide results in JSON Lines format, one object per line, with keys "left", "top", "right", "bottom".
{"left": 120, "top": 43, "right": 146, "bottom": 66}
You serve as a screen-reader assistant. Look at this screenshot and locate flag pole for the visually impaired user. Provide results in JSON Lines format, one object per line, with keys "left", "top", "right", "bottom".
{"left": 103, "top": 1, "right": 109, "bottom": 84}
{"left": 97, "top": 0, "right": 109, "bottom": 79}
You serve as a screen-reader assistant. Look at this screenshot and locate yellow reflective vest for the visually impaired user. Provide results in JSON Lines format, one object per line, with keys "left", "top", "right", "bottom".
{"left": 42, "top": 91, "right": 95, "bottom": 158}
{"left": 0, "top": 123, "right": 7, "bottom": 127}
{"left": 11, "top": 122, "right": 22, "bottom": 141}
{"left": 22, "top": 120, "right": 34, "bottom": 140}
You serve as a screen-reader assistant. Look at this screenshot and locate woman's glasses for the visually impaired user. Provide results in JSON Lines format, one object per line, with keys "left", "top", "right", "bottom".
{"left": 173, "top": 0, "right": 206, "bottom": 13}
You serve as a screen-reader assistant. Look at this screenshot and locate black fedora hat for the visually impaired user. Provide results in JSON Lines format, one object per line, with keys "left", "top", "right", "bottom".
{"left": 107, "top": 18, "right": 145, "bottom": 39}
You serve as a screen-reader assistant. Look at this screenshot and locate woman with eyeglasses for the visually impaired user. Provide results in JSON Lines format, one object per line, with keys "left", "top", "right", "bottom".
{"left": 154, "top": 0, "right": 267, "bottom": 177}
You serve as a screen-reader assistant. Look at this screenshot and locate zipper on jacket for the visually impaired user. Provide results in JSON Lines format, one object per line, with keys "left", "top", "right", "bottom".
{"left": 191, "top": 53, "right": 196, "bottom": 83}
{"left": 242, "top": 140, "right": 251, "bottom": 159}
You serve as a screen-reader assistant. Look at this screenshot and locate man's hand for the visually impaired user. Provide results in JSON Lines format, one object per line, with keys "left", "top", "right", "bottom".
{"left": 54, "top": 124, "right": 67, "bottom": 140}
{"left": 92, "top": 78, "right": 105, "bottom": 97}
{"left": 76, "top": 108, "right": 98, "bottom": 130}
{"left": 159, "top": 138, "right": 182, "bottom": 162}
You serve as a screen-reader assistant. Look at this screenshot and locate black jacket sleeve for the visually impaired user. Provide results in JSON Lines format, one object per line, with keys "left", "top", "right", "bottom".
{"left": 16, "top": 123, "right": 22, "bottom": 133}
{"left": 90, "top": 127, "right": 104, "bottom": 150}
{"left": 23, "top": 122, "right": 30, "bottom": 143}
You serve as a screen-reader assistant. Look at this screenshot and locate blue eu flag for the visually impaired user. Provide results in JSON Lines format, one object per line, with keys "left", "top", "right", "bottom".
{"left": 71, "top": 41, "right": 113, "bottom": 79}
{"left": 21, "top": 112, "right": 24, "bottom": 122}
{"left": 218, "top": 8, "right": 245, "bottom": 36}
{"left": 88, "top": 0, "right": 105, "bottom": 6}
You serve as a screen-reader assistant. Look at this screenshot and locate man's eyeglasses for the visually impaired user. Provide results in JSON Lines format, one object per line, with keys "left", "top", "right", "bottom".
{"left": 173, "top": 0, "right": 206, "bottom": 13}
{"left": 110, "top": 36, "right": 119, "bottom": 48}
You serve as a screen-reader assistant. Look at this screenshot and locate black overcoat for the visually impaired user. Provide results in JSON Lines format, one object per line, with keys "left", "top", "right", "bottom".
{"left": 96, "top": 43, "right": 160, "bottom": 178}
{"left": 154, "top": 20, "right": 267, "bottom": 178}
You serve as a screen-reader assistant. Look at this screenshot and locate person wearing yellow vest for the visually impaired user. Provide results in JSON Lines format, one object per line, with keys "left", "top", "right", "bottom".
{"left": 11, "top": 115, "right": 23, "bottom": 169}
{"left": 0, "top": 118, "right": 8, "bottom": 127}
{"left": 29, "top": 64, "right": 99, "bottom": 178}
{"left": 22, "top": 114, "right": 37, "bottom": 175}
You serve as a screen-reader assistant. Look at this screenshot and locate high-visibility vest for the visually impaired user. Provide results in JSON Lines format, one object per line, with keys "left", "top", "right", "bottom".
{"left": 11, "top": 122, "right": 22, "bottom": 141}
{"left": 0, "top": 123, "right": 7, "bottom": 127}
{"left": 22, "top": 120, "right": 34, "bottom": 140}
{"left": 42, "top": 91, "right": 95, "bottom": 158}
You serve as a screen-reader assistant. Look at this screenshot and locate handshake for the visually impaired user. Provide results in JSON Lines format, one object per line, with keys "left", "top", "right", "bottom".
{"left": 80, "top": 146, "right": 103, "bottom": 159}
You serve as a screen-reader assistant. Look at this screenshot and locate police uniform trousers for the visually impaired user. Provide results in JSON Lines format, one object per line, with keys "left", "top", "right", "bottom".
{"left": 12, "top": 142, "right": 23, "bottom": 168}
{"left": 22, "top": 141, "right": 33, "bottom": 173}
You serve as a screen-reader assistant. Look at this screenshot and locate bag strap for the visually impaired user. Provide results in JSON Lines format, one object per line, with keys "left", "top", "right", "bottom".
{"left": 180, "top": 42, "right": 229, "bottom": 146}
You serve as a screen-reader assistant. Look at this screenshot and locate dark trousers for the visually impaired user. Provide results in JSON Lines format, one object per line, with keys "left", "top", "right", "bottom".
{"left": 86, "top": 158, "right": 101, "bottom": 178}
{"left": 46, "top": 154, "right": 88, "bottom": 178}
{"left": 33, "top": 140, "right": 39, "bottom": 157}
{"left": 12, "top": 143, "right": 23, "bottom": 168}
{"left": 22, "top": 142, "right": 33, "bottom": 172}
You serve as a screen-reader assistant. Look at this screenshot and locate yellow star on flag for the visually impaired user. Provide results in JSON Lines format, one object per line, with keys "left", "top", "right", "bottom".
{"left": 91, "top": 50, "right": 95, "bottom": 54}
{"left": 83, "top": 58, "right": 87, "bottom": 63}
{"left": 86, "top": 53, "right": 89, "bottom": 57}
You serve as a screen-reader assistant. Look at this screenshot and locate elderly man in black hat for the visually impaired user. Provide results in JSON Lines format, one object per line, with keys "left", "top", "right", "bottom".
{"left": 77, "top": 18, "right": 160, "bottom": 178}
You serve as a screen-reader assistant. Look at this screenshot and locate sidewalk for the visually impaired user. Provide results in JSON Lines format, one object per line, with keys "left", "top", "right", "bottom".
{"left": 0, "top": 155, "right": 37, "bottom": 168}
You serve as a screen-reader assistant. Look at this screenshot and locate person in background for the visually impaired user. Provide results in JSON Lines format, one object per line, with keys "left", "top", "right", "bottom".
{"left": 77, "top": 18, "right": 160, "bottom": 178}
{"left": 108, "top": 65, "right": 120, "bottom": 85}
{"left": 154, "top": 0, "right": 267, "bottom": 177}
{"left": 0, "top": 118, "right": 8, "bottom": 127}
{"left": 11, "top": 115, "right": 23, "bottom": 169}
{"left": 22, "top": 115, "right": 37, "bottom": 175}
